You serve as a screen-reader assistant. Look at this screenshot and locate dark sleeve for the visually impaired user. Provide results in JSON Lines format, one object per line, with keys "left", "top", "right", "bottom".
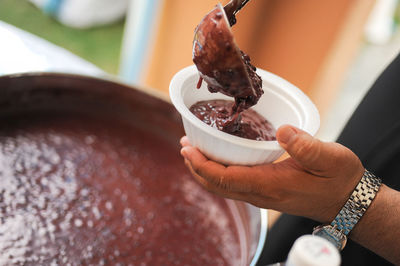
{"left": 258, "top": 52, "right": 400, "bottom": 266}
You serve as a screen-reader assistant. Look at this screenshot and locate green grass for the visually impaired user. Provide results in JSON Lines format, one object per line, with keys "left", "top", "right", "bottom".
{"left": 0, "top": 0, "right": 124, "bottom": 74}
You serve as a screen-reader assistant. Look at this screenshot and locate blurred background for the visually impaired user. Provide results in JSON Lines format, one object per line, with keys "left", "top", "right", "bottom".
{"left": 1, "top": 0, "right": 400, "bottom": 142}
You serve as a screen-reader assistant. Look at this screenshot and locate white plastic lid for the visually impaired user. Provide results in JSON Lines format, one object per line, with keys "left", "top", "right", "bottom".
{"left": 286, "top": 235, "right": 341, "bottom": 266}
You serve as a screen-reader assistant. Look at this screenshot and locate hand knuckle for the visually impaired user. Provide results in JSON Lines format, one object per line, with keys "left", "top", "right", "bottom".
{"left": 216, "top": 175, "right": 230, "bottom": 190}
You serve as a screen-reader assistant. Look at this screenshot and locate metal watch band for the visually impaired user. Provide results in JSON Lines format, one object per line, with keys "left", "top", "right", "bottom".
{"left": 331, "top": 169, "right": 382, "bottom": 235}
{"left": 313, "top": 169, "right": 382, "bottom": 250}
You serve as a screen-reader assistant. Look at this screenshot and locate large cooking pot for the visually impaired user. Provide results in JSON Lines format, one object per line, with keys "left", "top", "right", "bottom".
{"left": 0, "top": 73, "right": 267, "bottom": 265}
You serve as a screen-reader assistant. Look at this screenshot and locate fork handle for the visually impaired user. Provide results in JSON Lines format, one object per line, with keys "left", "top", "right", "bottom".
{"left": 224, "top": 0, "right": 251, "bottom": 26}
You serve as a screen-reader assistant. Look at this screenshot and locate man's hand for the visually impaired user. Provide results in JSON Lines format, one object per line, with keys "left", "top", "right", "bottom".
{"left": 180, "top": 124, "right": 365, "bottom": 223}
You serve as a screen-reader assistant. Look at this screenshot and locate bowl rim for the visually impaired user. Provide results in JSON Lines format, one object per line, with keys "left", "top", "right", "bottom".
{"left": 169, "top": 65, "right": 320, "bottom": 151}
{"left": 251, "top": 208, "right": 268, "bottom": 266}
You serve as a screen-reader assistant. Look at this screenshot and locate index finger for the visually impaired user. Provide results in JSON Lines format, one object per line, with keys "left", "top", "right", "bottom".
{"left": 181, "top": 146, "right": 271, "bottom": 193}
{"left": 180, "top": 136, "right": 191, "bottom": 147}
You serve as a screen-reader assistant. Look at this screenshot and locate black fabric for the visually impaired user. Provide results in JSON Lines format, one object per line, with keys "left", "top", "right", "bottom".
{"left": 258, "top": 52, "right": 400, "bottom": 266}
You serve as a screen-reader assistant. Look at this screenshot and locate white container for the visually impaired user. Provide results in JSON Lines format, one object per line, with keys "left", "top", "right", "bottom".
{"left": 169, "top": 65, "right": 320, "bottom": 165}
{"left": 286, "top": 235, "right": 341, "bottom": 266}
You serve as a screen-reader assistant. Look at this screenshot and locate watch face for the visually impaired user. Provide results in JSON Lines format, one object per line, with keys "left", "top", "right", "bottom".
{"left": 312, "top": 225, "right": 347, "bottom": 250}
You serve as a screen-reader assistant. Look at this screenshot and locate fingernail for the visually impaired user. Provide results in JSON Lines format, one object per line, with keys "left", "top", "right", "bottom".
{"left": 180, "top": 147, "right": 188, "bottom": 158}
{"left": 278, "top": 126, "right": 297, "bottom": 144}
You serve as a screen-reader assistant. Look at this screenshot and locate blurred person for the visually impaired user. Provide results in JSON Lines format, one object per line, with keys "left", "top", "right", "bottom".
{"left": 180, "top": 52, "right": 400, "bottom": 265}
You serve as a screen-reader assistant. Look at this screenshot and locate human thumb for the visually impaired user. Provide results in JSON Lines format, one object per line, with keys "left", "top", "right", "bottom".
{"left": 276, "top": 125, "right": 341, "bottom": 173}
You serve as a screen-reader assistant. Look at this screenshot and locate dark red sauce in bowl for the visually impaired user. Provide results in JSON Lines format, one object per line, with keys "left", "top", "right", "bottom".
{"left": 190, "top": 99, "right": 276, "bottom": 141}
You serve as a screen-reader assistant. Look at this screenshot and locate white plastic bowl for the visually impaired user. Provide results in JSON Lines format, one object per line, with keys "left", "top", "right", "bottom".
{"left": 169, "top": 65, "right": 320, "bottom": 165}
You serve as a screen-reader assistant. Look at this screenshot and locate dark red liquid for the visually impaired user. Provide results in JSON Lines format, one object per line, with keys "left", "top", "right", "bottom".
{"left": 0, "top": 111, "right": 242, "bottom": 265}
{"left": 192, "top": 4, "right": 269, "bottom": 142}
{"left": 190, "top": 99, "right": 276, "bottom": 141}
{"left": 192, "top": 5, "right": 263, "bottom": 111}
{"left": 197, "top": 50, "right": 263, "bottom": 111}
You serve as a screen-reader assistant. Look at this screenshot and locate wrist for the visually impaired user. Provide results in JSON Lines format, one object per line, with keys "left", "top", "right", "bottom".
{"left": 313, "top": 169, "right": 382, "bottom": 250}
{"left": 351, "top": 185, "right": 400, "bottom": 265}
{"left": 318, "top": 166, "right": 365, "bottom": 224}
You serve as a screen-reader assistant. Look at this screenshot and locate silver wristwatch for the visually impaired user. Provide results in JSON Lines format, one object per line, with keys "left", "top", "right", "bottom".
{"left": 313, "top": 169, "right": 382, "bottom": 250}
